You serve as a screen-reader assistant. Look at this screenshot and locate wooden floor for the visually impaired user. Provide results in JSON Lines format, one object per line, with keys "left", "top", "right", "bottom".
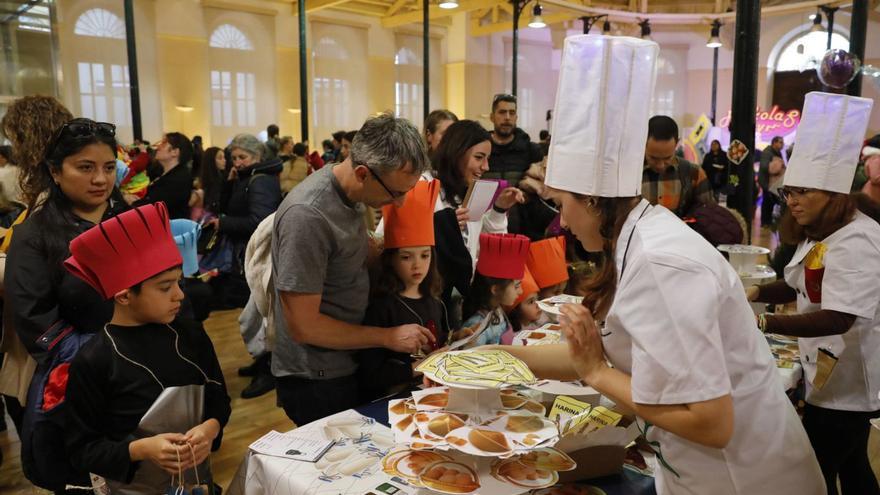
{"left": 1, "top": 218, "right": 879, "bottom": 493}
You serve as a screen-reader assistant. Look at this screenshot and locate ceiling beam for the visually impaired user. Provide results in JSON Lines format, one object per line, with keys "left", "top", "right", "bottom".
{"left": 471, "top": 11, "right": 579, "bottom": 36}
{"left": 538, "top": 0, "right": 851, "bottom": 24}
{"left": 303, "top": 0, "right": 352, "bottom": 13}
{"left": 381, "top": 0, "right": 504, "bottom": 27}
{"left": 385, "top": 0, "right": 410, "bottom": 16}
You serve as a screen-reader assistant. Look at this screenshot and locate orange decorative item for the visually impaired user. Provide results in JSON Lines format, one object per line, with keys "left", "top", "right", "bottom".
{"left": 64, "top": 202, "right": 182, "bottom": 299}
{"left": 476, "top": 233, "right": 531, "bottom": 280}
{"left": 505, "top": 267, "right": 540, "bottom": 312}
{"left": 526, "top": 236, "right": 569, "bottom": 289}
{"left": 382, "top": 179, "right": 441, "bottom": 249}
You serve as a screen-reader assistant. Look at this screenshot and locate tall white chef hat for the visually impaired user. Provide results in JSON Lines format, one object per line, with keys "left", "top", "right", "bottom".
{"left": 544, "top": 35, "right": 659, "bottom": 198}
{"left": 783, "top": 91, "right": 874, "bottom": 194}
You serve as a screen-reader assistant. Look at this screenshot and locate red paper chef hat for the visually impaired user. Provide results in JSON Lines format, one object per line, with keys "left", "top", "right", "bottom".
{"left": 382, "top": 179, "right": 440, "bottom": 249}
{"left": 504, "top": 267, "right": 540, "bottom": 312}
{"left": 64, "top": 202, "right": 183, "bottom": 299}
{"left": 526, "top": 236, "right": 569, "bottom": 289}
{"left": 476, "top": 233, "right": 530, "bottom": 280}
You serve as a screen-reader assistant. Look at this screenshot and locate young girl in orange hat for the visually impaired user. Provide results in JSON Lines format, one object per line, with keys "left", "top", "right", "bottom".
{"left": 526, "top": 236, "right": 570, "bottom": 300}
{"left": 461, "top": 233, "right": 530, "bottom": 346}
{"left": 504, "top": 267, "right": 543, "bottom": 334}
{"left": 359, "top": 180, "right": 469, "bottom": 401}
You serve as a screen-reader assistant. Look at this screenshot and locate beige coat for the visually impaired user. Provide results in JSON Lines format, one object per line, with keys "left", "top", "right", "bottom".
{"left": 279, "top": 156, "right": 310, "bottom": 194}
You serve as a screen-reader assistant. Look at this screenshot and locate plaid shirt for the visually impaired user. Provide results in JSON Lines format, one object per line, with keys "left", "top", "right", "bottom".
{"left": 641, "top": 158, "right": 715, "bottom": 216}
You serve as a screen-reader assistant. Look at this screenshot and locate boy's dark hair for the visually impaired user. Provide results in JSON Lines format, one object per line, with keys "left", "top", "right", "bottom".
{"left": 771, "top": 136, "right": 784, "bottom": 146}
{"left": 332, "top": 130, "right": 346, "bottom": 143}
{"left": 343, "top": 130, "right": 357, "bottom": 143}
{"left": 128, "top": 265, "right": 183, "bottom": 294}
{"left": 373, "top": 247, "right": 442, "bottom": 299}
{"left": 293, "top": 142, "right": 307, "bottom": 157}
{"left": 165, "top": 132, "right": 194, "bottom": 166}
{"left": 647, "top": 115, "right": 679, "bottom": 142}
{"left": 322, "top": 139, "right": 333, "bottom": 151}
{"left": 462, "top": 272, "right": 513, "bottom": 322}
{"left": 267, "top": 124, "right": 280, "bottom": 138}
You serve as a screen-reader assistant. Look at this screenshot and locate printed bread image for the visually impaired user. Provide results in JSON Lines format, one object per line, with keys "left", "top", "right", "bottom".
{"left": 419, "top": 461, "right": 480, "bottom": 494}
{"left": 417, "top": 392, "right": 449, "bottom": 408}
{"left": 395, "top": 415, "right": 413, "bottom": 431}
{"left": 518, "top": 448, "right": 577, "bottom": 471}
{"left": 428, "top": 414, "right": 467, "bottom": 437}
{"left": 494, "top": 459, "right": 557, "bottom": 488}
{"left": 390, "top": 399, "right": 416, "bottom": 415}
{"left": 468, "top": 428, "right": 511, "bottom": 453}
{"left": 505, "top": 415, "right": 546, "bottom": 433}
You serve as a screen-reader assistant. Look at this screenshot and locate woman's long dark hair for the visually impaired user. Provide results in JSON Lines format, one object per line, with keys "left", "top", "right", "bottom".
{"left": 462, "top": 273, "right": 512, "bottom": 322}
{"left": 434, "top": 120, "right": 491, "bottom": 206}
{"left": 373, "top": 247, "right": 443, "bottom": 299}
{"left": 200, "top": 146, "right": 225, "bottom": 213}
{"left": 575, "top": 196, "right": 642, "bottom": 318}
{"left": 30, "top": 120, "right": 119, "bottom": 267}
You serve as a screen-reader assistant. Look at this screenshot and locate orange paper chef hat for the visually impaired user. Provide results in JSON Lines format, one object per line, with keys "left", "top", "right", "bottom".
{"left": 504, "top": 267, "right": 540, "bottom": 312}
{"left": 382, "top": 179, "right": 441, "bottom": 249}
{"left": 527, "top": 236, "right": 569, "bottom": 289}
{"left": 476, "top": 233, "right": 531, "bottom": 280}
{"left": 64, "top": 202, "right": 183, "bottom": 299}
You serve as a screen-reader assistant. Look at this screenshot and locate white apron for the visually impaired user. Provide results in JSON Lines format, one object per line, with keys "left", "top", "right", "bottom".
{"left": 783, "top": 211, "right": 880, "bottom": 411}
{"left": 601, "top": 201, "right": 824, "bottom": 495}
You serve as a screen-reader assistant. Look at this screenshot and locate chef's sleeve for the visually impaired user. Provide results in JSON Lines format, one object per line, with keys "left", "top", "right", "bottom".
{"left": 820, "top": 230, "right": 880, "bottom": 320}
{"left": 617, "top": 257, "right": 732, "bottom": 405}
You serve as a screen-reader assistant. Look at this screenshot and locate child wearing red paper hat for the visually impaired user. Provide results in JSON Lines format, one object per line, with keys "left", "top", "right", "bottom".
{"left": 526, "top": 236, "right": 570, "bottom": 300}
{"left": 360, "top": 180, "right": 473, "bottom": 401}
{"left": 461, "top": 233, "right": 530, "bottom": 346}
{"left": 504, "top": 267, "right": 543, "bottom": 333}
{"left": 62, "top": 202, "right": 230, "bottom": 493}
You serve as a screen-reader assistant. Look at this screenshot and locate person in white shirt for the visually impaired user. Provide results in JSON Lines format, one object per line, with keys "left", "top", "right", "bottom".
{"left": 501, "top": 34, "right": 824, "bottom": 495}
{"left": 748, "top": 92, "right": 880, "bottom": 495}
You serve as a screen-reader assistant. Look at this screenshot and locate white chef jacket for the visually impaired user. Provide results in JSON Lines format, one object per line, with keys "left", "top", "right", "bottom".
{"left": 602, "top": 200, "right": 824, "bottom": 495}
{"left": 783, "top": 210, "right": 880, "bottom": 412}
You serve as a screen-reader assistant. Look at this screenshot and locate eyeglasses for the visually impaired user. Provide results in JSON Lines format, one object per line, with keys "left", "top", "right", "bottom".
{"left": 46, "top": 119, "right": 116, "bottom": 158}
{"left": 365, "top": 165, "right": 407, "bottom": 200}
{"left": 778, "top": 186, "right": 812, "bottom": 202}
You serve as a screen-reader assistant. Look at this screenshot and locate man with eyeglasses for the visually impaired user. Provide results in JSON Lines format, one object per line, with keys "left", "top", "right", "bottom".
{"left": 486, "top": 93, "right": 554, "bottom": 240}
{"left": 270, "top": 114, "right": 436, "bottom": 425}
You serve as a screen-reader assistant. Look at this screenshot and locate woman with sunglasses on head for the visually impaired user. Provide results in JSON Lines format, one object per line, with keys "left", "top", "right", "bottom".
{"left": 747, "top": 93, "right": 880, "bottom": 495}
{"left": 4, "top": 118, "right": 128, "bottom": 493}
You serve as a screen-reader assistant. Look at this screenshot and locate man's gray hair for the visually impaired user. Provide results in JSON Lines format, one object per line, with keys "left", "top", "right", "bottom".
{"left": 230, "top": 133, "right": 266, "bottom": 161}
{"left": 350, "top": 113, "right": 430, "bottom": 176}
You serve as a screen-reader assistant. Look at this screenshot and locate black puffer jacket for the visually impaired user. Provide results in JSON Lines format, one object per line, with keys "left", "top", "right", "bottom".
{"left": 486, "top": 128, "right": 543, "bottom": 182}
{"left": 219, "top": 158, "right": 282, "bottom": 244}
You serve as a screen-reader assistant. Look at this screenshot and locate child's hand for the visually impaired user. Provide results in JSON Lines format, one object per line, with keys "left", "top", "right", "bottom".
{"left": 129, "top": 433, "right": 187, "bottom": 475}
{"left": 183, "top": 419, "right": 221, "bottom": 468}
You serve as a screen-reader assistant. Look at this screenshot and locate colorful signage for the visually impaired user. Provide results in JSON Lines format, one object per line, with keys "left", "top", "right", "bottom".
{"left": 717, "top": 105, "right": 801, "bottom": 145}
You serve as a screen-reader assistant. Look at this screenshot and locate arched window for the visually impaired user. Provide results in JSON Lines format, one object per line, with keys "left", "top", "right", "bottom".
{"left": 74, "top": 8, "right": 125, "bottom": 39}
{"left": 776, "top": 31, "right": 849, "bottom": 72}
{"left": 209, "top": 24, "right": 254, "bottom": 51}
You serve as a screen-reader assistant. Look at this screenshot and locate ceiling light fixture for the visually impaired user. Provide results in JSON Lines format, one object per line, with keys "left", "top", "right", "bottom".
{"left": 706, "top": 19, "right": 722, "bottom": 48}
{"left": 528, "top": 3, "right": 546, "bottom": 29}
{"left": 438, "top": 0, "right": 458, "bottom": 9}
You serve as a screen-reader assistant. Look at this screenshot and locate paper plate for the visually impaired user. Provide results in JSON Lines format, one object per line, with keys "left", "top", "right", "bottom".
{"left": 419, "top": 460, "right": 481, "bottom": 494}
{"left": 538, "top": 295, "right": 585, "bottom": 316}
{"left": 491, "top": 458, "right": 559, "bottom": 489}
{"left": 516, "top": 448, "right": 577, "bottom": 472}
{"left": 392, "top": 450, "right": 452, "bottom": 485}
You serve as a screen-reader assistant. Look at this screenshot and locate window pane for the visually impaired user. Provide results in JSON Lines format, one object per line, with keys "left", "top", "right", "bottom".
{"left": 81, "top": 96, "right": 94, "bottom": 119}
{"left": 78, "top": 62, "right": 92, "bottom": 93}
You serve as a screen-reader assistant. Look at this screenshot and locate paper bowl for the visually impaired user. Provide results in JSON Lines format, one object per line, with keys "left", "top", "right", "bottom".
{"left": 419, "top": 461, "right": 481, "bottom": 494}
{"left": 491, "top": 458, "right": 559, "bottom": 489}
